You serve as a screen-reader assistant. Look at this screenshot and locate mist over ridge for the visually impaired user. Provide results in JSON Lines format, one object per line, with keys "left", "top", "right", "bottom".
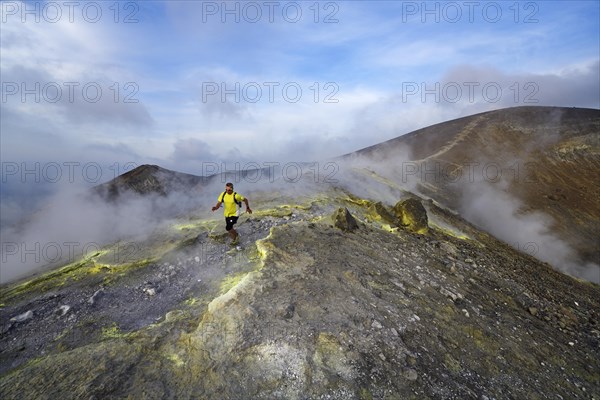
{"left": 1, "top": 106, "right": 598, "bottom": 285}
{"left": 1, "top": 106, "right": 599, "bottom": 400}
{"left": 340, "top": 106, "right": 600, "bottom": 283}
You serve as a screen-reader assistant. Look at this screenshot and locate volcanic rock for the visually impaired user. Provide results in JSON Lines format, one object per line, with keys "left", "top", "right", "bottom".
{"left": 332, "top": 207, "right": 359, "bottom": 232}
{"left": 393, "top": 198, "right": 429, "bottom": 234}
{"left": 367, "top": 201, "right": 398, "bottom": 227}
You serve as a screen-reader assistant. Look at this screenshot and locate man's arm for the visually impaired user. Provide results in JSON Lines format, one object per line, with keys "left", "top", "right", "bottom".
{"left": 211, "top": 201, "right": 222, "bottom": 212}
{"left": 243, "top": 198, "right": 252, "bottom": 214}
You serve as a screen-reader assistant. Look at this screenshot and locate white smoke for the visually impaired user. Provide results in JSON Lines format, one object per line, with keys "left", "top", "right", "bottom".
{"left": 0, "top": 179, "right": 217, "bottom": 284}
{"left": 458, "top": 178, "right": 600, "bottom": 283}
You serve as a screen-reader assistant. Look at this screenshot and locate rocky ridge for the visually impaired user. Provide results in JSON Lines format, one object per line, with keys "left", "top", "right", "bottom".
{"left": 1, "top": 106, "right": 599, "bottom": 399}
{"left": 1, "top": 188, "right": 598, "bottom": 399}
{"left": 344, "top": 106, "right": 600, "bottom": 277}
{"left": 93, "top": 164, "right": 206, "bottom": 199}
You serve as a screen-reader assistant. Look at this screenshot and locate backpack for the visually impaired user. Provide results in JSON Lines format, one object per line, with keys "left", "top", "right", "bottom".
{"left": 221, "top": 191, "right": 242, "bottom": 208}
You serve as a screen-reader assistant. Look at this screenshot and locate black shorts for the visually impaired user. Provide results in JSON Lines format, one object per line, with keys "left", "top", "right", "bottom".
{"left": 225, "top": 216, "right": 239, "bottom": 231}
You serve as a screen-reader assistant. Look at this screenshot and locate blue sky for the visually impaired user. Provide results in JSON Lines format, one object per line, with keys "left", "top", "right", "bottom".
{"left": 1, "top": 0, "right": 599, "bottom": 181}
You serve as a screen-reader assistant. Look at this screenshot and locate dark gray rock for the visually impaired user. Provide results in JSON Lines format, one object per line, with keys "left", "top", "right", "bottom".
{"left": 332, "top": 207, "right": 359, "bottom": 232}
{"left": 393, "top": 198, "right": 429, "bottom": 234}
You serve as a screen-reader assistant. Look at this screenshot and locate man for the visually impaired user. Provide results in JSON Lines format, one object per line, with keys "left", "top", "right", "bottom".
{"left": 212, "top": 182, "right": 252, "bottom": 245}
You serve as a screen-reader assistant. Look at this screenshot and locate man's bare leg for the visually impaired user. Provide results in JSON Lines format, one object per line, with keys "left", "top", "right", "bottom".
{"left": 229, "top": 228, "right": 238, "bottom": 243}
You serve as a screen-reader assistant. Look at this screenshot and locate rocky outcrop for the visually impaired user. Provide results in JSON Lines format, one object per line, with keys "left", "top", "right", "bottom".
{"left": 367, "top": 201, "right": 398, "bottom": 227}
{"left": 393, "top": 198, "right": 429, "bottom": 234}
{"left": 332, "top": 207, "right": 359, "bottom": 232}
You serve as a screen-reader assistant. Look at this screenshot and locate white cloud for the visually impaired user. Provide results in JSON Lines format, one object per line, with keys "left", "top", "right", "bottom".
{"left": 437, "top": 60, "right": 600, "bottom": 110}
{"left": 1, "top": 0, "right": 598, "bottom": 177}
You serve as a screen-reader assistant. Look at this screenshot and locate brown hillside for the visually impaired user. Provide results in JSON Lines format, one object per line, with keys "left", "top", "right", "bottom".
{"left": 347, "top": 106, "right": 600, "bottom": 274}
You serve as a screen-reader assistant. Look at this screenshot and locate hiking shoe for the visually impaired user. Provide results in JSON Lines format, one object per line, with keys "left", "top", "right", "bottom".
{"left": 231, "top": 236, "right": 239, "bottom": 245}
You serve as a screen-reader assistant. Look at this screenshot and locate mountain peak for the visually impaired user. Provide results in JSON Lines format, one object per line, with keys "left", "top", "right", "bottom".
{"left": 345, "top": 106, "right": 600, "bottom": 275}
{"left": 94, "top": 164, "right": 204, "bottom": 199}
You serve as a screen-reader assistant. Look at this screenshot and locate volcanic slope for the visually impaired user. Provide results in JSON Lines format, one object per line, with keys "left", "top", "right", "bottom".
{"left": 93, "top": 164, "right": 207, "bottom": 199}
{"left": 1, "top": 172, "right": 599, "bottom": 399}
{"left": 344, "top": 106, "right": 600, "bottom": 282}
